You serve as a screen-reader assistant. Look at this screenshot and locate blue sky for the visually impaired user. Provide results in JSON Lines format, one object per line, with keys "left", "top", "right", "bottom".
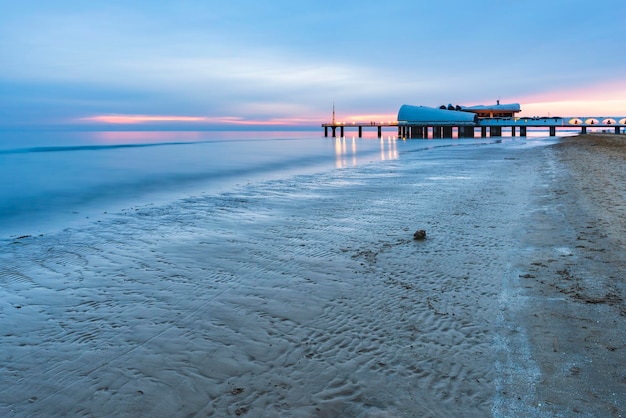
{"left": 1, "top": 0, "right": 625, "bottom": 129}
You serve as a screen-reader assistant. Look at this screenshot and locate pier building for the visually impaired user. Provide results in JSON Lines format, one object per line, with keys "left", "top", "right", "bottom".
{"left": 459, "top": 101, "right": 521, "bottom": 118}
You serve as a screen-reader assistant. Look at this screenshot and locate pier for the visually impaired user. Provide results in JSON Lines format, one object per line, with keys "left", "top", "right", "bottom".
{"left": 322, "top": 103, "right": 626, "bottom": 138}
{"left": 323, "top": 117, "right": 626, "bottom": 138}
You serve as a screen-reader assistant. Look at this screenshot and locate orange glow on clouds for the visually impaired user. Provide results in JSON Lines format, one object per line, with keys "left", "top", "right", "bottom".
{"left": 517, "top": 82, "right": 626, "bottom": 117}
{"left": 78, "top": 114, "right": 321, "bottom": 126}
{"left": 521, "top": 99, "right": 626, "bottom": 117}
{"left": 80, "top": 115, "right": 210, "bottom": 124}
{"left": 340, "top": 113, "right": 398, "bottom": 124}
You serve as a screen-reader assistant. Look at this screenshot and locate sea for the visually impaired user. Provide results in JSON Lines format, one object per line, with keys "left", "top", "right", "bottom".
{"left": 0, "top": 130, "right": 399, "bottom": 237}
{"left": 1, "top": 128, "right": 575, "bottom": 416}
{"left": 0, "top": 128, "right": 562, "bottom": 238}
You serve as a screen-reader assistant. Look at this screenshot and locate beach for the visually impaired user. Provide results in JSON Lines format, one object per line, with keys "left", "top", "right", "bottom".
{"left": 509, "top": 134, "right": 625, "bottom": 417}
{"left": 0, "top": 134, "right": 624, "bottom": 417}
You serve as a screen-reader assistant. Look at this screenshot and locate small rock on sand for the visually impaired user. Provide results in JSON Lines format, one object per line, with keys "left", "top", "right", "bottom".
{"left": 413, "top": 230, "right": 426, "bottom": 240}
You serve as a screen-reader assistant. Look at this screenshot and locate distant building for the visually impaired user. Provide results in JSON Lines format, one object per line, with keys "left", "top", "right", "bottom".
{"left": 459, "top": 100, "right": 521, "bottom": 118}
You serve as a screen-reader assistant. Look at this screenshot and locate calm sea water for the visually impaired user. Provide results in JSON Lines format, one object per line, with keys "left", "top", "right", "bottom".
{"left": 0, "top": 129, "right": 559, "bottom": 237}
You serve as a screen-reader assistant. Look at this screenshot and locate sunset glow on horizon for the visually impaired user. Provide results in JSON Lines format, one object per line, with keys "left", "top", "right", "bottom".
{"left": 519, "top": 98, "right": 626, "bottom": 118}
{"left": 78, "top": 114, "right": 325, "bottom": 127}
{"left": 341, "top": 114, "right": 399, "bottom": 124}
{"left": 79, "top": 115, "right": 212, "bottom": 124}
{"left": 515, "top": 82, "right": 626, "bottom": 117}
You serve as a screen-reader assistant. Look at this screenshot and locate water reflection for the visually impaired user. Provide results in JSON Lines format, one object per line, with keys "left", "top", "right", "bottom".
{"left": 333, "top": 136, "right": 398, "bottom": 168}
{"left": 380, "top": 136, "right": 398, "bottom": 161}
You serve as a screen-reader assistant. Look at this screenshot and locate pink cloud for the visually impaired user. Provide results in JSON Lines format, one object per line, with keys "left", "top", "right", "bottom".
{"left": 77, "top": 114, "right": 322, "bottom": 126}
{"left": 328, "top": 113, "right": 398, "bottom": 125}
{"left": 79, "top": 115, "right": 211, "bottom": 124}
{"left": 516, "top": 81, "right": 626, "bottom": 117}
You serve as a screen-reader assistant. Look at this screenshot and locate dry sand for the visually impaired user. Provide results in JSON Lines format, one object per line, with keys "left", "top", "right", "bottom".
{"left": 510, "top": 134, "right": 625, "bottom": 417}
{"left": 1, "top": 135, "right": 624, "bottom": 417}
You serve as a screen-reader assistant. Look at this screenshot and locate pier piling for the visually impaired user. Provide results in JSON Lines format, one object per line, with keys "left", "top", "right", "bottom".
{"left": 490, "top": 126, "right": 502, "bottom": 137}
{"left": 520, "top": 126, "right": 527, "bottom": 137}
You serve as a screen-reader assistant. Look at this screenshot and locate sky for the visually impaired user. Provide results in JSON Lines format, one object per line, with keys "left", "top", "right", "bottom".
{"left": 1, "top": 0, "right": 625, "bottom": 130}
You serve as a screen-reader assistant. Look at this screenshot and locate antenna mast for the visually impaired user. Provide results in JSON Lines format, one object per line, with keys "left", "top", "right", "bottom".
{"left": 332, "top": 101, "right": 336, "bottom": 124}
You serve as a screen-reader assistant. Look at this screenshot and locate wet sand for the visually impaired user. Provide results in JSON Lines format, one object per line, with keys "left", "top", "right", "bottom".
{"left": 510, "top": 134, "right": 625, "bottom": 417}
{"left": 1, "top": 136, "right": 624, "bottom": 417}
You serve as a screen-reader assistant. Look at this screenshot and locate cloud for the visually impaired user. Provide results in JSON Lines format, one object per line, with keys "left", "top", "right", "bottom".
{"left": 1, "top": 1, "right": 625, "bottom": 128}
{"left": 516, "top": 80, "right": 626, "bottom": 116}
{"left": 76, "top": 113, "right": 322, "bottom": 127}
{"left": 78, "top": 115, "right": 212, "bottom": 124}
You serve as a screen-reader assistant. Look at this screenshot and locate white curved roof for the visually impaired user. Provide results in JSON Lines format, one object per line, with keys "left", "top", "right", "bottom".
{"left": 397, "top": 105, "right": 477, "bottom": 125}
